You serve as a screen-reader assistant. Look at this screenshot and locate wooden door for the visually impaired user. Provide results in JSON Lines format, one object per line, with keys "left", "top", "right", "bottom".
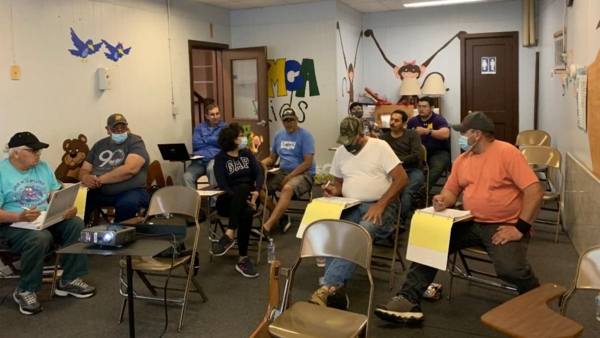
{"left": 461, "top": 32, "right": 519, "bottom": 143}
{"left": 222, "top": 47, "right": 270, "bottom": 160}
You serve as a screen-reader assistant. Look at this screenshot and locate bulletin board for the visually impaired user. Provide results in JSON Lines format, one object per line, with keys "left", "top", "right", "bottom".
{"left": 587, "top": 50, "right": 600, "bottom": 177}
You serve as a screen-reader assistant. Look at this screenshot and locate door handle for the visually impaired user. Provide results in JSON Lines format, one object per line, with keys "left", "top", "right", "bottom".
{"left": 257, "top": 120, "right": 267, "bottom": 127}
{"left": 468, "top": 110, "right": 473, "bottom": 114}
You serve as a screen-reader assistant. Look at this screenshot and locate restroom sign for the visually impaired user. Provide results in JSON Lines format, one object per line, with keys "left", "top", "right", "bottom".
{"left": 481, "top": 56, "right": 497, "bottom": 74}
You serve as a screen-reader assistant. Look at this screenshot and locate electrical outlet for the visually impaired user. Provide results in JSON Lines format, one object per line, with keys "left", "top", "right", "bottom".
{"left": 10, "top": 65, "right": 20, "bottom": 80}
{"left": 172, "top": 106, "right": 179, "bottom": 115}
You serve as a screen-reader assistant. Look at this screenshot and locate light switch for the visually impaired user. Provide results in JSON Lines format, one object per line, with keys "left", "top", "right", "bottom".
{"left": 10, "top": 65, "right": 20, "bottom": 80}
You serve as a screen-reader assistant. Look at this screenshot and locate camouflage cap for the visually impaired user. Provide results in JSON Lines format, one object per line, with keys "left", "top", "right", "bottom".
{"left": 336, "top": 116, "right": 363, "bottom": 146}
{"left": 107, "top": 114, "right": 128, "bottom": 128}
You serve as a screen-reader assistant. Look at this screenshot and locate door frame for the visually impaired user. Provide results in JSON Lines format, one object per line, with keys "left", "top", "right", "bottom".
{"left": 188, "top": 40, "right": 229, "bottom": 130}
{"left": 460, "top": 31, "right": 519, "bottom": 132}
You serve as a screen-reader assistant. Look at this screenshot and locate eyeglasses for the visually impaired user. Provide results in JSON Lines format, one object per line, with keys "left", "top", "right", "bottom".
{"left": 110, "top": 127, "right": 128, "bottom": 134}
{"left": 23, "top": 148, "right": 42, "bottom": 155}
{"left": 283, "top": 118, "right": 296, "bottom": 123}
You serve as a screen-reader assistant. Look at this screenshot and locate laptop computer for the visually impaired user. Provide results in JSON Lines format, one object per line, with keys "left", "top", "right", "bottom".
{"left": 11, "top": 183, "right": 81, "bottom": 231}
{"left": 158, "top": 143, "right": 203, "bottom": 161}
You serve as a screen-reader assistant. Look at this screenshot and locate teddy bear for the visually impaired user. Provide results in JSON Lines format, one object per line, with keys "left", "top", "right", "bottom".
{"left": 54, "top": 134, "right": 90, "bottom": 183}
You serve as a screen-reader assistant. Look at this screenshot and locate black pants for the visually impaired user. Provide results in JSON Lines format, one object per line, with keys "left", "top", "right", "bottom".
{"left": 400, "top": 221, "right": 540, "bottom": 304}
{"left": 216, "top": 184, "right": 258, "bottom": 257}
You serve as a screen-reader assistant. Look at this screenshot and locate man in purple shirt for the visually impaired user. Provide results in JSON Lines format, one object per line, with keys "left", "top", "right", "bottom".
{"left": 406, "top": 97, "right": 450, "bottom": 201}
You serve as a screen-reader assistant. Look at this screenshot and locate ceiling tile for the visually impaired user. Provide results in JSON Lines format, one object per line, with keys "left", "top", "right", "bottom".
{"left": 340, "top": 0, "right": 380, "bottom": 4}
{"left": 380, "top": 0, "right": 407, "bottom": 10}
{"left": 242, "top": 0, "right": 288, "bottom": 6}
{"left": 348, "top": 1, "right": 389, "bottom": 12}
{"left": 217, "top": 1, "right": 253, "bottom": 9}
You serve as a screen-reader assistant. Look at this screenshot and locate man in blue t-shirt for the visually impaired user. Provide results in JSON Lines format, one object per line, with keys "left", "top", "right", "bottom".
{"left": 406, "top": 97, "right": 451, "bottom": 200}
{"left": 261, "top": 108, "right": 316, "bottom": 236}
{"left": 0, "top": 132, "right": 95, "bottom": 316}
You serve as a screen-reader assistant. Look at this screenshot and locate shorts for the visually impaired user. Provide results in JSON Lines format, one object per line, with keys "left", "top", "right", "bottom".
{"left": 266, "top": 170, "right": 314, "bottom": 197}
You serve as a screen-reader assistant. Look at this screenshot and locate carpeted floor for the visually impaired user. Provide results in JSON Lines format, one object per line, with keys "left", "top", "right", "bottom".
{"left": 1, "top": 208, "right": 598, "bottom": 338}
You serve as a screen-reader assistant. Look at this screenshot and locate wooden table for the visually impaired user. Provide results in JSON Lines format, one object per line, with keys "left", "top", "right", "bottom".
{"left": 481, "top": 283, "right": 583, "bottom": 338}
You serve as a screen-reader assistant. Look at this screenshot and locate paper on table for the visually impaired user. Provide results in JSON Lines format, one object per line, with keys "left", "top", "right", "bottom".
{"left": 418, "top": 207, "right": 472, "bottom": 221}
{"left": 406, "top": 211, "right": 454, "bottom": 270}
{"left": 296, "top": 201, "right": 345, "bottom": 239}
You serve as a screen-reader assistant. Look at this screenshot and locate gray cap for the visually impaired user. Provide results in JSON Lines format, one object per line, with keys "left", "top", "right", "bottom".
{"left": 451, "top": 112, "right": 495, "bottom": 132}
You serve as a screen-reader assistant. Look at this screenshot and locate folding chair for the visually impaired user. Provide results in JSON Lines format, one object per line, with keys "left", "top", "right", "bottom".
{"left": 516, "top": 130, "right": 552, "bottom": 189}
{"left": 208, "top": 162, "right": 269, "bottom": 264}
{"left": 520, "top": 146, "right": 563, "bottom": 243}
{"left": 561, "top": 244, "right": 600, "bottom": 316}
{"left": 447, "top": 246, "right": 517, "bottom": 300}
{"left": 270, "top": 219, "right": 375, "bottom": 338}
{"left": 250, "top": 260, "right": 281, "bottom": 338}
{"left": 117, "top": 186, "right": 208, "bottom": 332}
{"left": 371, "top": 199, "right": 406, "bottom": 291}
{"left": 420, "top": 145, "right": 430, "bottom": 207}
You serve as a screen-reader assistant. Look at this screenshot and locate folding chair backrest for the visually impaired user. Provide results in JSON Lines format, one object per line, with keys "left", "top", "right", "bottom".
{"left": 574, "top": 245, "right": 600, "bottom": 290}
{"left": 259, "top": 162, "right": 268, "bottom": 192}
{"left": 420, "top": 145, "right": 428, "bottom": 166}
{"left": 516, "top": 130, "right": 551, "bottom": 147}
{"left": 300, "top": 219, "right": 372, "bottom": 269}
{"left": 146, "top": 186, "right": 201, "bottom": 220}
{"left": 520, "top": 146, "right": 562, "bottom": 169}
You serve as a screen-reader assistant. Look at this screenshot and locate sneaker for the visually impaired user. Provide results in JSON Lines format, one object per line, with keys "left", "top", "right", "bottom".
{"left": 327, "top": 288, "right": 350, "bottom": 310}
{"left": 251, "top": 228, "right": 271, "bottom": 240}
{"left": 374, "top": 294, "right": 424, "bottom": 324}
{"left": 235, "top": 257, "right": 259, "bottom": 278}
{"left": 13, "top": 288, "right": 43, "bottom": 315}
{"left": 279, "top": 215, "right": 291, "bottom": 234}
{"left": 308, "top": 288, "right": 329, "bottom": 307}
{"left": 55, "top": 278, "right": 96, "bottom": 299}
{"left": 210, "top": 234, "right": 235, "bottom": 256}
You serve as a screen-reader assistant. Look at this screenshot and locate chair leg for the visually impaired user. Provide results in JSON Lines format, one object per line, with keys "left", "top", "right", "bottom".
{"left": 50, "top": 253, "right": 61, "bottom": 299}
{"left": 447, "top": 252, "right": 457, "bottom": 300}
{"left": 118, "top": 298, "right": 127, "bottom": 324}
{"left": 554, "top": 198, "right": 562, "bottom": 244}
{"left": 136, "top": 271, "right": 158, "bottom": 296}
{"left": 184, "top": 263, "right": 208, "bottom": 302}
{"left": 178, "top": 263, "right": 198, "bottom": 332}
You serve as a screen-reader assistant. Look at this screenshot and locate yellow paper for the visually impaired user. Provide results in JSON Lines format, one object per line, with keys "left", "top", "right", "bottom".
{"left": 74, "top": 187, "right": 88, "bottom": 219}
{"left": 408, "top": 211, "right": 454, "bottom": 253}
{"left": 296, "top": 200, "right": 345, "bottom": 238}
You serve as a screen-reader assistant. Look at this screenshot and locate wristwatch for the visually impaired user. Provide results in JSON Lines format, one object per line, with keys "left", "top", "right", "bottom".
{"left": 428, "top": 129, "right": 432, "bottom": 136}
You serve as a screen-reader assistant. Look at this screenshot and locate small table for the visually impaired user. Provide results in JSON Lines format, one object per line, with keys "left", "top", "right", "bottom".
{"left": 171, "top": 155, "right": 203, "bottom": 172}
{"left": 58, "top": 239, "right": 173, "bottom": 338}
{"left": 196, "top": 190, "right": 226, "bottom": 220}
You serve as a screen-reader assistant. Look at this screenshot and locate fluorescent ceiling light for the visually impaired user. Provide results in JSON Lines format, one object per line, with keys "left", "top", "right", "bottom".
{"left": 404, "top": 0, "right": 487, "bottom": 8}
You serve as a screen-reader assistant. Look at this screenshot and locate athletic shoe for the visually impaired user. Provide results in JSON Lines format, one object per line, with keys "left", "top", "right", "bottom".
{"left": 13, "top": 288, "right": 42, "bottom": 315}
{"left": 374, "top": 294, "right": 424, "bottom": 324}
{"left": 210, "top": 234, "right": 235, "bottom": 256}
{"left": 235, "top": 257, "right": 259, "bottom": 278}
{"left": 279, "top": 215, "right": 291, "bottom": 234}
{"left": 55, "top": 278, "right": 96, "bottom": 299}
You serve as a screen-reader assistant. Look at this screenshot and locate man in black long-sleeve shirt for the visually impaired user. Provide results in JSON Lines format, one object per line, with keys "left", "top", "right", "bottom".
{"left": 379, "top": 110, "right": 425, "bottom": 224}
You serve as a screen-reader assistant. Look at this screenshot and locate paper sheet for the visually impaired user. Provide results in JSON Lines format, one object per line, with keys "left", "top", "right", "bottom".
{"left": 74, "top": 187, "right": 88, "bottom": 218}
{"left": 406, "top": 211, "right": 454, "bottom": 270}
{"left": 576, "top": 68, "right": 588, "bottom": 132}
{"left": 418, "top": 207, "right": 472, "bottom": 221}
{"left": 296, "top": 201, "right": 345, "bottom": 238}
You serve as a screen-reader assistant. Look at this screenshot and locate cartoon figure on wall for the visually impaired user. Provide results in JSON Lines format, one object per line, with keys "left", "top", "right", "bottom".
{"left": 54, "top": 134, "right": 90, "bottom": 183}
{"left": 241, "top": 124, "right": 264, "bottom": 155}
{"left": 337, "top": 22, "right": 363, "bottom": 103}
{"left": 68, "top": 28, "right": 103, "bottom": 60}
{"left": 102, "top": 40, "right": 132, "bottom": 62}
{"left": 364, "top": 29, "right": 465, "bottom": 92}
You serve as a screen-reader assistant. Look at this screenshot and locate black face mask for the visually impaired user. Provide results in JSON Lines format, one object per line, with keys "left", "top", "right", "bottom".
{"left": 344, "top": 138, "right": 363, "bottom": 154}
{"left": 350, "top": 110, "right": 364, "bottom": 119}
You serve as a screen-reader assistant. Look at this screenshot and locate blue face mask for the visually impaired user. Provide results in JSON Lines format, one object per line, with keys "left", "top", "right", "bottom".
{"left": 238, "top": 136, "right": 248, "bottom": 150}
{"left": 458, "top": 134, "right": 474, "bottom": 152}
{"left": 111, "top": 133, "right": 128, "bottom": 144}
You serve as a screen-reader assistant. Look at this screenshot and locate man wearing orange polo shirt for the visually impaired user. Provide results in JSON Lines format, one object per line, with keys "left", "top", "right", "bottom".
{"left": 375, "top": 112, "right": 544, "bottom": 325}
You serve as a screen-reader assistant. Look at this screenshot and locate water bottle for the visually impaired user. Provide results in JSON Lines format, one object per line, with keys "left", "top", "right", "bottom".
{"left": 596, "top": 292, "right": 600, "bottom": 321}
{"left": 267, "top": 239, "right": 276, "bottom": 263}
{"left": 316, "top": 257, "right": 326, "bottom": 268}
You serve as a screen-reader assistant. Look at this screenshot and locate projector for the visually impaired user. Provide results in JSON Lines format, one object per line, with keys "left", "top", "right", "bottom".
{"left": 81, "top": 225, "right": 136, "bottom": 247}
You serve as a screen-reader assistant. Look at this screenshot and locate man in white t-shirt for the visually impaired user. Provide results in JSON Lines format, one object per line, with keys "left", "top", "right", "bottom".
{"left": 308, "top": 116, "right": 408, "bottom": 309}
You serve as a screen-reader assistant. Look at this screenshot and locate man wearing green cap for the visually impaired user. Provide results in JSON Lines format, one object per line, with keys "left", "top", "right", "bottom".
{"left": 79, "top": 114, "right": 150, "bottom": 224}
{"left": 376, "top": 112, "right": 543, "bottom": 325}
{"left": 308, "top": 116, "right": 408, "bottom": 309}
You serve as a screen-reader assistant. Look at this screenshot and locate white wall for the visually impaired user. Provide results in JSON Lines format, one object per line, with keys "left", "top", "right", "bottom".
{"left": 230, "top": 0, "right": 338, "bottom": 167}
{"left": 362, "top": 0, "right": 537, "bottom": 158}
{"left": 336, "top": 1, "right": 363, "bottom": 122}
{"left": 0, "top": 0, "right": 230, "bottom": 182}
{"left": 538, "top": 0, "right": 600, "bottom": 170}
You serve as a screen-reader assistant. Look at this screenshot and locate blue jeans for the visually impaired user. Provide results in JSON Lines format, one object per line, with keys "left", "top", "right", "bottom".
{"left": 401, "top": 168, "right": 425, "bottom": 222}
{"left": 84, "top": 188, "right": 150, "bottom": 224}
{"left": 183, "top": 159, "right": 215, "bottom": 189}
{"left": 0, "top": 217, "right": 88, "bottom": 292}
{"left": 321, "top": 200, "right": 398, "bottom": 287}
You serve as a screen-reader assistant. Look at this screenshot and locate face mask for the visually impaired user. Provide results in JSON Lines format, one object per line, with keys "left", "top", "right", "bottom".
{"left": 458, "top": 134, "right": 474, "bottom": 152}
{"left": 344, "top": 138, "right": 363, "bottom": 154}
{"left": 350, "top": 110, "right": 364, "bottom": 119}
{"left": 238, "top": 136, "right": 248, "bottom": 150}
{"left": 111, "top": 133, "right": 128, "bottom": 144}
